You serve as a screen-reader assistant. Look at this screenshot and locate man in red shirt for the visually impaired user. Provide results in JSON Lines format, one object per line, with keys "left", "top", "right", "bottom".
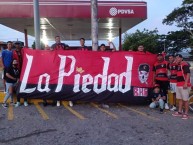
{"left": 153, "top": 53, "right": 170, "bottom": 109}
{"left": 13, "top": 41, "right": 23, "bottom": 71}
{"left": 78, "top": 38, "right": 89, "bottom": 51}
{"left": 172, "top": 54, "right": 191, "bottom": 119}
{"left": 51, "top": 36, "right": 69, "bottom": 50}
{"left": 167, "top": 54, "right": 178, "bottom": 111}
{"left": 44, "top": 36, "right": 69, "bottom": 107}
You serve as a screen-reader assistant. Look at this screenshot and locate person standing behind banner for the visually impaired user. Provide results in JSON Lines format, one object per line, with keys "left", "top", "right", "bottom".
{"left": 49, "top": 36, "right": 69, "bottom": 107}
{"left": 99, "top": 42, "right": 116, "bottom": 52}
{"left": 68, "top": 37, "right": 88, "bottom": 107}
{"left": 167, "top": 54, "right": 178, "bottom": 111}
{"left": 2, "top": 60, "right": 20, "bottom": 108}
{"left": 1, "top": 41, "right": 13, "bottom": 93}
{"left": 13, "top": 42, "right": 28, "bottom": 107}
{"left": 153, "top": 53, "right": 170, "bottom": 110}
{"left": 78, "top": 38, "right": 89, "bottom": 51}
{"left": 172, "top": 54, "right": 191, "bottom": 120}
{"left": 136, "top": 45, "right": 152, "bottom": 54}
{"left": 12, "top": 41, "right": 23, "bottom": 71}
{"left": 51, "top": 36, "right": 69, "bottom": 50}
{"left": 97, "top": 43, "right": 116, "bottom": 108}
{"left": 137, "top": 45, "right": 145, "bottom": 53}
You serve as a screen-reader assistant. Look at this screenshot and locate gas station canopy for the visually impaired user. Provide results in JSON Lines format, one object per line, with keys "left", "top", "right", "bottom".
{"left": 0, "top": 0, "right": 147, "bottom": 41}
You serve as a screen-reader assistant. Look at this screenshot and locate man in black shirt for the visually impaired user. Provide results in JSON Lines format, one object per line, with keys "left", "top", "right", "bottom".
{"left": 149, "top": 84, "right": 166, "bottom": 113}
{"left": 2, "top": 60, "right": 20, "bottom": 108}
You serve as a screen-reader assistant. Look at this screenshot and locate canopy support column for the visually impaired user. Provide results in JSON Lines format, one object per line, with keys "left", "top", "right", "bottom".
{"left": 91, "top": 0, "right": 98, "bottom": 51}
{"left": 33, "top": 0, "right": 41, "bottom": 49}
{"left": 24, "top": 29, "right": 28, "bottom": 48}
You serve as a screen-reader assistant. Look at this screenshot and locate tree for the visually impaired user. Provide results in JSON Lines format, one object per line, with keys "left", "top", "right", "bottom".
{"left": 161, "top": 30, "right": 193, "bottom": 55}
{"left": 122, "top": 29, "right": 162, "bottom": 53}
{"left": 163, "top": 0, "right": 193, "bottom": 37}
{"left": 163, "top": 0, "right": 193, "bottom": 55}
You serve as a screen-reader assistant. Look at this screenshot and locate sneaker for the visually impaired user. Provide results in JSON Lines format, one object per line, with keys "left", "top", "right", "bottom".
{"left": 56, "top": 101, "right": 60, "bottom": 107}
{"left": 24, "top": 101, "right": 28, "bottom": 107}
{"left": 52, "top": 101, "right": 56, "bottom": 106}
{"left": 43, "top": 101, "right": 48, "bottom": 107}
{"left": 2, "top": 103, "right": 8, "bottom": 108}
{"left": 182, "top": 114, "right": 189, "bottom": 120}
{"left": 15, "top": 102, "right": 21, "bottom": 107}
{"left": 170, "top": 106, "right": 177, "bottom": 111}
{"left": 69, "top": 101, "right": 73, "bottom": 107}
{"left": 160, "top": 109, "right": 164, "bottom": 114}
{"left": 172, "top": 111, "right": 183, "bottom": 117}
{"left": 10, "top": 102, "right": 15, "bottom": 106}
{"left": 165, "top": 103, "right": 169, "bottom": 110}
{"left": 101, "top": 104, "right": 109, "bottom": 109}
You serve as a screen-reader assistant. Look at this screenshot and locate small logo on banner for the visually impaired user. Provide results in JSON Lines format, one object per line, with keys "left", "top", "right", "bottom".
{"left": 133, "top": 87, "right": 148, "bottom": 97}
{"left": 109, "top": 7, "right": 118, "bottom": 16}
{"left": 138, "top": 64, "right": 150, "bottom": 84}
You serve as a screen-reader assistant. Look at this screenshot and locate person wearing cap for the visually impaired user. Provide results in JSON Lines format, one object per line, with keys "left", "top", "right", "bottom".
{"left": 167, "top": 54, "right": 178, "bottom": 111}
{"left": 172, "top": 54, "right": 191, "bottom": 119}
{"left": 97, "top": 43, "right": 116, "bottom": 108}
{"left": 99, "top": 43, "right": 116, "bottom": 52}
{"left": 149, "top": 84, "right": 166, "bottom": 113}
{"left": 13, "top": 41, "right": 23, "bottom": 71}
{"left": 2, "top": 59, "right": 20, "bottom": 108}
{"left": 153, "top": 53, "right": 170, "bottom": 110}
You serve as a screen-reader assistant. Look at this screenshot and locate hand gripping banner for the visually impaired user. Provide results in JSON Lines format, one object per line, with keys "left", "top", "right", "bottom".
{"left": 17, "top": 49, "right": 156, "bottom": 103}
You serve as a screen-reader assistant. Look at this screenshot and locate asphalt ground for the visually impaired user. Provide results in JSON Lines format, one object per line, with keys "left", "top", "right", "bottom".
{"left": 0, "top": 96, "right": 193, "bottom": 145}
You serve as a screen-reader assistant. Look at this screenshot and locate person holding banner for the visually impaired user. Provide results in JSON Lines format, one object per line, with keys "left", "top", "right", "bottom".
{"left": 78, "top": 38, "right": 89, "bottom": 51}
{"left": 12, "top": 42, "right": 28, "bottom": 107}
{"left": 136, "top": 45, "right": 152, "bottom": 54}
{"left": 167, "top": 54, "right": 178, "bottom": 111}
{"left": 99, "top": 42, "right": 116, "bottom": 52}
{"left": 2, "top": 59, "right": 20, "bottom": 108}
{"left": 137, "top": 45, "right": 145, "bottom": 53}
{"left": 98, "top": 43, "right": 116, "bottom": 108}
{"left": 153, "top": 53, "right": 170, "bottom": 110}
{"left": 50, "top": 36, "right": 70, "bottom": 107}
{"left": 51, "top": 36, "right": 69, "bottom": 50}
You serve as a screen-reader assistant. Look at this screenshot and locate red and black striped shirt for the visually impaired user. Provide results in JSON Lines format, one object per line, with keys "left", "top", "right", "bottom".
{"left": 153, "top": 60, "right": 168, "bottom": 81}
{"left": 176, "top": 61, "right": 191, "bottom": 86}
{"left": 167, "top": 62, "right": 178, "bottom": 83}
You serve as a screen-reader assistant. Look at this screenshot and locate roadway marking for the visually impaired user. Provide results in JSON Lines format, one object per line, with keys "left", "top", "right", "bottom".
{"left": 0, "top": 92, "right": 5, "bottom": 103}
{"left": 62, "top": 101, "right": 86, "bottom": 120}
{"left": 90, "top": 103, "right": 118, "bottom": 119}
{"left": 34, "top": 102, "right": 49, "bottom": 120}
{"left": 8, "top": 105, "right": 14, "bottom": 121}
{"left": 118, "top": 104, "right": 160, "bottom": 121}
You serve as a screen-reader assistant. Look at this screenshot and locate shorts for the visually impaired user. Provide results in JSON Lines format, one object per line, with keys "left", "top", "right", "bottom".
{"left": 2, "top": 71, "right": 4, "bottom": 79}
{"left": 176, "top": 86, "right": 191, "bottom": 101}
{"left": 169, "top": 83, "right": 177, "bottom": 93}
{"left": 2, "top": 68, "right": 6, "bottom": 79}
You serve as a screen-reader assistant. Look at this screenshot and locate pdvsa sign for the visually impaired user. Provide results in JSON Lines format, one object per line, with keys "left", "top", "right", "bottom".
{"left": 109, "top": 7, "right": 134, "bottom": 16}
